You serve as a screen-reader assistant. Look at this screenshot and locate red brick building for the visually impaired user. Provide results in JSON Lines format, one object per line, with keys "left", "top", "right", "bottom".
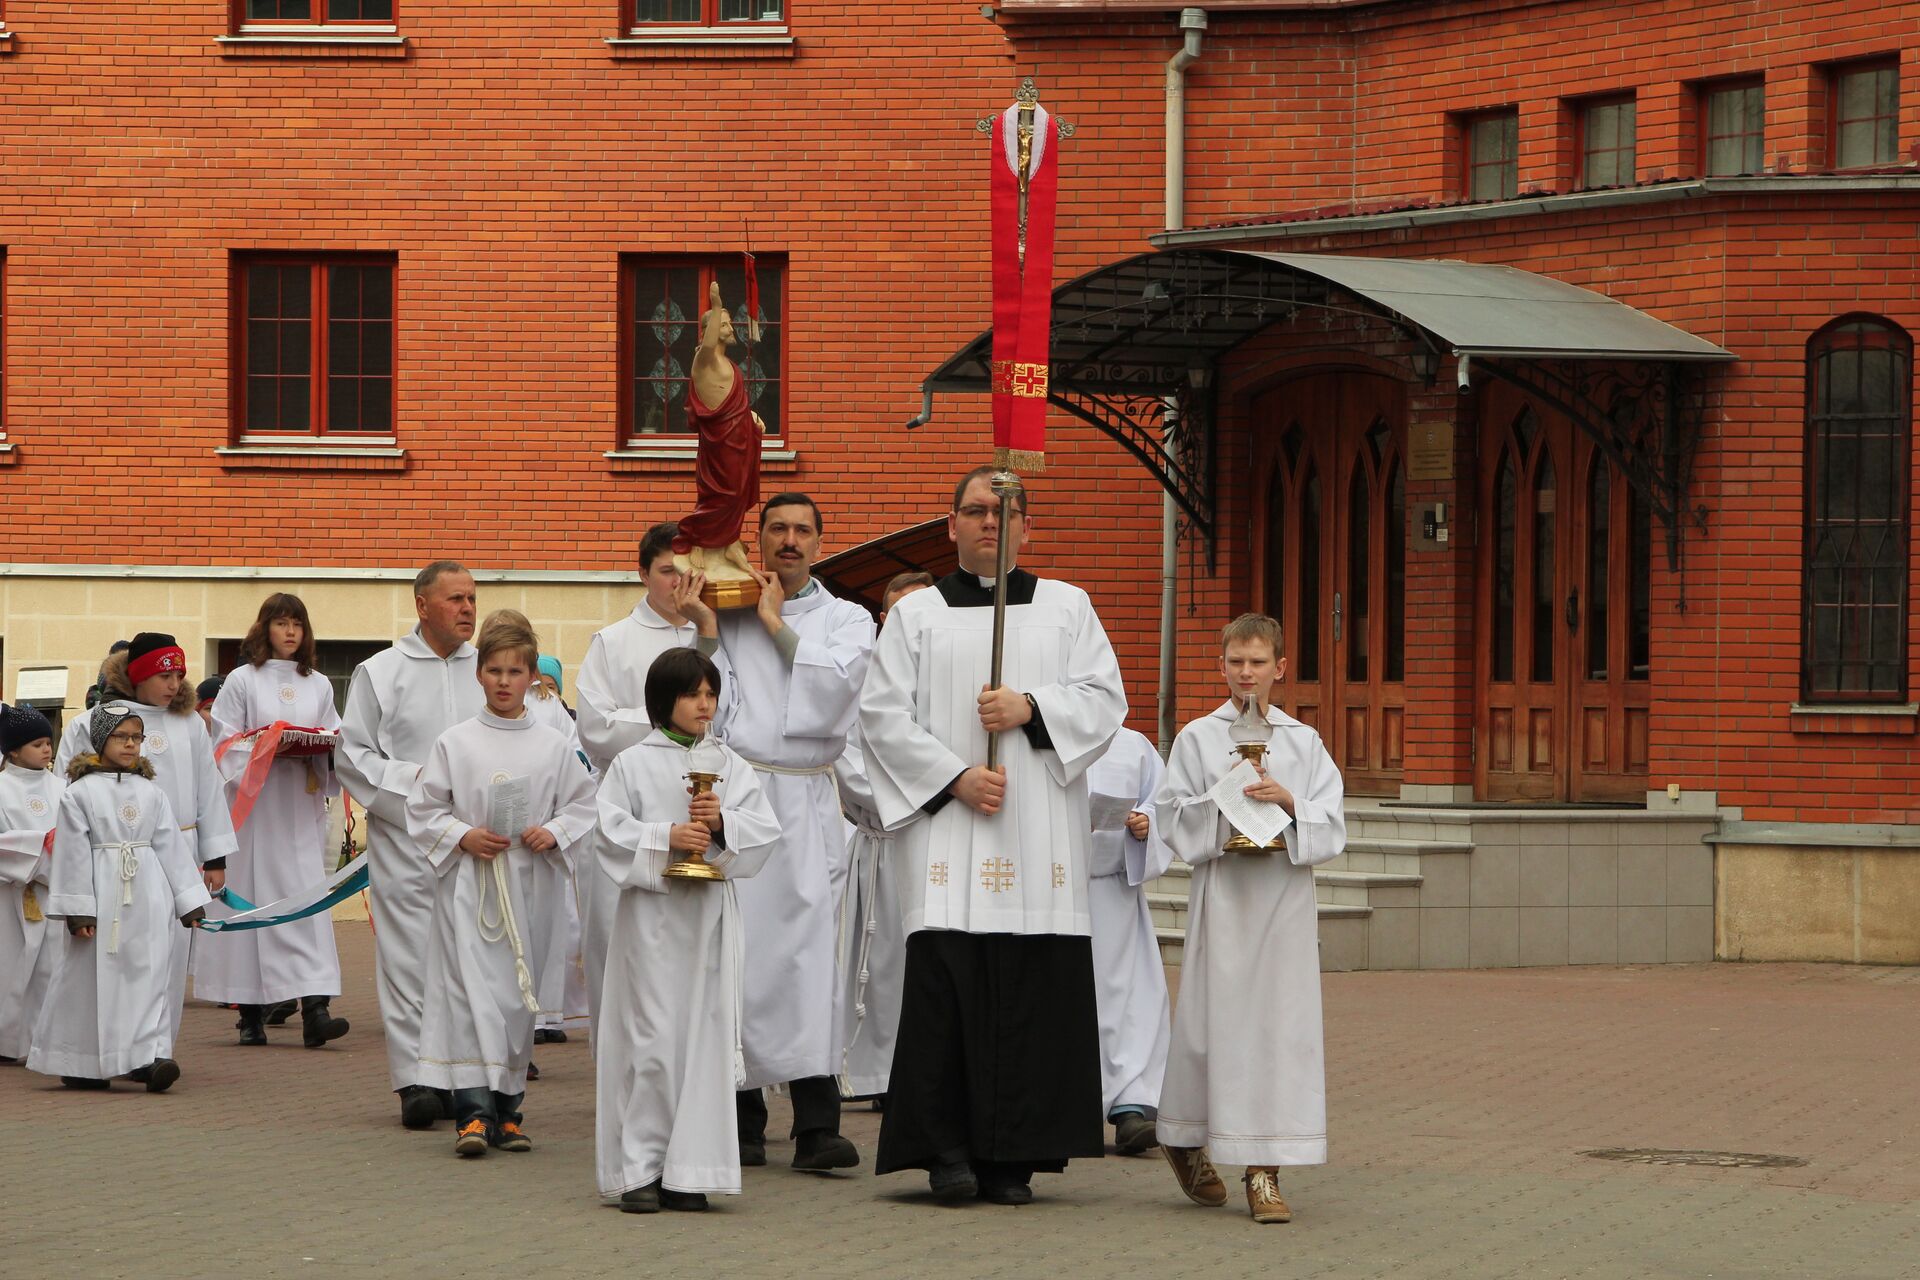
{"left": 1, "top": 0, "right": 1915, "bottom": 963}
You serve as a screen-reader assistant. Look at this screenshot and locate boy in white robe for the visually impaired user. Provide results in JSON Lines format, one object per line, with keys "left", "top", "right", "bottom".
{"left": 595, "top": 647, "right": 780, "bottom": 1214}
{"left": 575, "top": 522, "right": 728, "bottom": 1027}
{"left": 1153, "top": 613, "right": 1346, "bottom": 1225}
{"left": 28, "top": 703, "right": 212, "bottom": 1091}
{"left": 198, "top": 593, "right": 350, "bottom": 1049}
{"left": 0, "top": 705, "right": 63, "bottom": 1062}
{"left": 337, "top": 561, "right": 483, "bottom": 1129}
{"left": 55, "top": 634, "right": 237, "bottom": 1056}
{"left": 1084, "top": 724, "right": 1174, "bottom": 1155}
{"left": 407, "top": 613, "right": 599, "bottom": 1157}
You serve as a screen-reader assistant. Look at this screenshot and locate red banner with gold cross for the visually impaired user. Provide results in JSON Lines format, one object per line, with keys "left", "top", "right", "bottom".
{"left": 989, "top": 98, "right": 1059, "bottom": 472}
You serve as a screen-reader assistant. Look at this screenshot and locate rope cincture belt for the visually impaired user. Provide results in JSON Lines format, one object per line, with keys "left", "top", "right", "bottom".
{"left": 94, "top": 839, "right": 152, "bottom": 955}
{"left": 477, "top": 848, "right": 542, "bottom": 1014}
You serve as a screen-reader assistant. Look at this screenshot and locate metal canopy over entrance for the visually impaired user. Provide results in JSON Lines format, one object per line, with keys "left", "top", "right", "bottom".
{"left": 910, "top": 248, "right": 1735, "bottom": 568}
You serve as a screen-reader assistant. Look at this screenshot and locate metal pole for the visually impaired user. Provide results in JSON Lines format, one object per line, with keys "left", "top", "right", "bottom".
{"left": 985, "top": 467, "right": 1020, "bottom": 769}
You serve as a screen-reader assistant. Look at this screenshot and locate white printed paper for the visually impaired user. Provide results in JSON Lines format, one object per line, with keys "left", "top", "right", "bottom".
{"left": 486, "top": 775, "right": 532, "bottom": 843}
{"left": 1209, "top": 758, "right": 1292, "bottom": 848}
{"left": 1088, "top": 793, "right": 1137, "bottom": 833}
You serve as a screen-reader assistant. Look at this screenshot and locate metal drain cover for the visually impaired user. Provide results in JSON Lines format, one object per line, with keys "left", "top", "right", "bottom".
{"left": 1581, "top": 1148, "right": 1808, "bottom": 1169}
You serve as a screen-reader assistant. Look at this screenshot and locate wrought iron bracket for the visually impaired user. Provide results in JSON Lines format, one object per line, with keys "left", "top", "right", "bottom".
{"left": 1474, "top": 357, "right": 1706, "bottom": 573}
{"left": 1048, "top": 384, "right": 1216, "bottom": 569}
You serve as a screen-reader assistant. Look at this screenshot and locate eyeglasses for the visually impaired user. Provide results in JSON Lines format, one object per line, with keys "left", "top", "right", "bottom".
{"left": 956, "top": 503, "right": 1026, "bottom": 521}
{"left": 106, "top": 733, "right": 146, "bottom": 745}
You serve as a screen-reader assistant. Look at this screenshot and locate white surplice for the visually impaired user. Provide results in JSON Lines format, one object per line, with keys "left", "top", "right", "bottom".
{"left": 26, "top": 763, "right": 213, "bottom": 1079}
{"left": 526, "top": 687, "right": 591, "bottom": 1031}
{"left": 1152, "top": 701, "right": 1345, "bottom": 1166}
{"left": 832, "top": 721, "right": 911, "bottom": 1097}
{"left": 859, "top": 575, "right": 1127, "bottom": 937}
{"left": 593, "top": 730, "right": 780, "bottom": 1197}
{"left": 195, "top": 661, "right": 343, "bottom": 1004}
{"left": 574, "top": 598, "right": 733, "bottom": 1028}
{"left": 717, "top": 580, "right": 874, "bottom": 1087}
{"left": 58, "top": 700, "right": 238, "bottom": 1054}
{"left": 1085, "top": 726, "right": 1174, "bottom": 1117}
{"left": 406, "top": 709, "right": 599, "bottom": 1096}
{"left": 0, "top": 762, "right": 63, "bottom": 1059}
{"left": 336, "top": 626, "right": 483, "bottom": 1090}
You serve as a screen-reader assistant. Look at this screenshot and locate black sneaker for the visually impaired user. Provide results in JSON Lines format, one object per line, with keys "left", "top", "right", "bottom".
{"left": 928, "top": 1157, "right": 977, "bottom": 1201}
{"left": 660, "top": 1188, "right": 709, "bottom": 1212}
{"left": 533, "top": 1028, "right": 553, "bottom": 1045}
{"left": 739, "top": 1138, "right": 767, "bottom": 1167}
{"left": 544, "top": 1029, "right": 568, "bottom": 1044}
{"left": 793, "top": 1130, "right": 860, "bottom": 1172}
{"left": 400, "top": 1086, "right": 441, "bottom": 1130}
{"left": 60, "top": 1076, "right": 110, "bottom": 1090}
{"left": 143, "top": 1059, "right": 181, "bottom": 1093}
{"left": 620, "top": 1182, "right": 662, "bottom": 1214}
{"left": 492, "top": 1121, "right": 533, "bottom": 1153}
{"left": 1113, "top": 1112, "right": 1158, "bottom": 1155}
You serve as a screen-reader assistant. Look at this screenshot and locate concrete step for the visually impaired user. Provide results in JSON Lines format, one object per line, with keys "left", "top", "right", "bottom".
{"left": 1315, "top": 869, "right": 1425, "bottom": 908}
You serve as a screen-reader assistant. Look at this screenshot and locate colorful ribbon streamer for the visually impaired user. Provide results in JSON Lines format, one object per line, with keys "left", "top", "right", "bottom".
{"left": 200, "top": 854, "right": 369, "bottom": 934}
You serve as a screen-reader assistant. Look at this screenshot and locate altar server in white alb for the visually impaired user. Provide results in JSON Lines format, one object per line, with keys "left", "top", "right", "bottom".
{"left": 56, "top": 633, "right": 237, "bottom": 1054}
{"left": 595, "top": 647, "right": 781, "bottom": 1214}
{"left": 1084, "top": 722, "right": 1174, "bottom": 1156}
{"left": 337, "top": 561, "right": 484, "bottom": 1129}
{"left": 28, "top": 703, "right": 211, "bottom": 1092}
{"left": 1153, "top": 612, "right": 1345, "bottom": 1225}
{"left": 198, "top": 593, "right": 350, "bottom": 1051}
{"left": 833, "top": 571, "right": 933, "bottom": 1101}
{"left": 861, "top": 467, "right": 1127, "bottom": 1206}
{"left": 0, "top": 704, "right": 62, "bottom": 1062}
{"left": 575, "top": 522, "right": 728, "bottom": 1025}
{"left": 407, "top": 612, "right": 599, "bottom": 1159}
{"left": 718, "top": 494, "right": 874, "bottom": 1172}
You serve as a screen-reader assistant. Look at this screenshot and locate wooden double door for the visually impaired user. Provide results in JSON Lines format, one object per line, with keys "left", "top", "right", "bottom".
{"left": 1474, "top": 382, "right": 1652, "bottom": 802}
{"left": 1254, "top": 372, "right": 1407, "bottom": 796}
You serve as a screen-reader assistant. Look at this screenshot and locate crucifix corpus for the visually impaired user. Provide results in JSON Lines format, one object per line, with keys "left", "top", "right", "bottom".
{"left": 977, "top": 78, "right": 1075, "bottom": 767}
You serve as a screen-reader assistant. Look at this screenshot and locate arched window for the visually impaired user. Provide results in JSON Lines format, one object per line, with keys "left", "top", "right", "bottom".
{"left": 1803, "top": 315, "right": 1911, "bottom": 701}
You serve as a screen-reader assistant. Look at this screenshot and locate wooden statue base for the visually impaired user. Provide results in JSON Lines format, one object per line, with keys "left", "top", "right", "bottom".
{"left": 701, "top": 576, "right": 761, "bottom": 611}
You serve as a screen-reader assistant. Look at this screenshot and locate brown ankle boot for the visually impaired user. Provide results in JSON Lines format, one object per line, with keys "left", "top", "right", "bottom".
{"left": 1244, "top": 1167, "right": 1292, "bottom": 1223}
{"left": 1162, "top": 1144, "right": 1227, "bottom": 1207}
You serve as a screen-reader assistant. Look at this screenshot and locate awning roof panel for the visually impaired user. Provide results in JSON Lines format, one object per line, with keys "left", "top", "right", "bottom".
{"left": 918, "top": 248, "right": 1733, "bottom": 399}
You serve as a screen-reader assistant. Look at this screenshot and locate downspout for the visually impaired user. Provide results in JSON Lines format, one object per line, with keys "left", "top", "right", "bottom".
{"left": 1158, "top": 7, "right": 1207, "bottom": 753}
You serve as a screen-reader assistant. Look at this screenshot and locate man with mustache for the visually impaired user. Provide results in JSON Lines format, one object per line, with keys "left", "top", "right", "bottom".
{"left": 716, "top": 494, "right": 875, "bottom": 1172}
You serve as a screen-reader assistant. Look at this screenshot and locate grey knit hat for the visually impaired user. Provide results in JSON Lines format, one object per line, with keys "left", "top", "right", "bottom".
{"left": 89, "top": 702, "right": 142, "bottom": 757}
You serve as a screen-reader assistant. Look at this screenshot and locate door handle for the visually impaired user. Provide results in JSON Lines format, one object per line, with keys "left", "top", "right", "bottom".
{"left": 1565, "top": 588, "right": 1580, "bottom": 632}
{"left": 1332, "top": 592, "right": 1343, "bottom": 644}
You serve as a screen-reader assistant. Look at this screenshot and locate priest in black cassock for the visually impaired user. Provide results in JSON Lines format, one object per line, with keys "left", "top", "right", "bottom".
{"left": 857, "top": 465, "right": 1128, "bottom": 1205}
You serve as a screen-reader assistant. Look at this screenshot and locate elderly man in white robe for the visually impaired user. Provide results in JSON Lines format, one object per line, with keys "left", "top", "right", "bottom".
{"left": 1152, "top": 612, "right": 1345, "bottom": 1225}
{"left": 1085, "top": 723, "right": 1174, "bottom": 1155}
{"left": 337, "top": 560, "right": 482, "bottom": 1130}
{"left": 833, "top": 571, "right": 934, "bottom": 1101}
{"left": 718, "top": 492, "right": 874, "bottom": 1173}
{"left": 860, "top": 466, "right": 1128, "bottom": 1206}
{"left": 574, "top": 522, "right": 728, "bottom": 1027}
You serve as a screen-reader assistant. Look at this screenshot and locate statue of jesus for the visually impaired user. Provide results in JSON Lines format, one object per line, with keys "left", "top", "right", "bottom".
{"left": 671, "top": 281, "right": 762, "bottom": 586}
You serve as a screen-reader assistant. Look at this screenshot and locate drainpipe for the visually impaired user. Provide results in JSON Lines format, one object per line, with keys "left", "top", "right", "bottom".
{"left": 1158, "top": 8, "right": 1206, "bottom": 753}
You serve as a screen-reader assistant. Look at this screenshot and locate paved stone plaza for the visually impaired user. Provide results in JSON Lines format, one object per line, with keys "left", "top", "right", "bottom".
{"left": 7, "top": 923, "right": 1918, "bottom": 1279}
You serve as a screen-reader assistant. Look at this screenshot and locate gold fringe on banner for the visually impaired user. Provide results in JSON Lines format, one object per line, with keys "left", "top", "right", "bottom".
{"left": 994, "top": 447, "right": 1046, "bottom": 473}
{"left": 22, "top": 885, "right": 43, "bottom": 924}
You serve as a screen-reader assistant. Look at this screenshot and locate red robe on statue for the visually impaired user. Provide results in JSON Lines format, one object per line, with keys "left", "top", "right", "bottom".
{"left": 671, "top": 360, "right": 762, "bottom": 553}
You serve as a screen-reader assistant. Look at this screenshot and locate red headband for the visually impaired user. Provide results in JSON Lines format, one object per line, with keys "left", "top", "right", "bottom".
{"left": 128, "top": 646, "right": 186, "bottom": 686}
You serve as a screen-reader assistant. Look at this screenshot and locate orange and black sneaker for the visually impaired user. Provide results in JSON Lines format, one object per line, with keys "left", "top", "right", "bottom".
{"left": 493, "top": 1121, "right": 533, "bottom": 1153}
{"left": 454, "top": 1119, "right": 490, "bottom": 1158}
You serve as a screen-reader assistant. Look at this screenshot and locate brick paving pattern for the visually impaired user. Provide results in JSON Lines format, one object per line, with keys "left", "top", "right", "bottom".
{"left": 8, "top": 924, "right": 1918, "bottom": 1278}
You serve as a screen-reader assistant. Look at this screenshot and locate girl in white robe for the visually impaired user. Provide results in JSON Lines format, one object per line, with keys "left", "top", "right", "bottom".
{"left": 0, "top": 705, "right": 63, "bottom": 1061}
{"left": 28, "top": 704, "right": 213, "bottom": 1090}
{"left": 197, "top": 594, "right": 349, "bottom": 1049}
{"left": 1152, "top": 615, "right": 1346, "bottom": 1225}
{"left": 595, "top": 647, "right": 779, "bottom": 1214}
{"left": 1084, "top": 724, "right": 1174, "bottom": 1153}
{"left": 406, "top": 614, "right": 598, "bottom": 1158}
{"left": 527, "top": 659, "right": 591, "bottom": 1042}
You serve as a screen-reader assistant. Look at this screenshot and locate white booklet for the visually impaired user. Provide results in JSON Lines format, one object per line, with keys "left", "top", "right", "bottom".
{"left": 1208, "top": 758, "right": 1292, "bottom": 848}
{"left": 486, "top": 775, "right": 532, "bottom": 844}
{"left": 1088, "top": 793, "right": 1138, "bottom": 832}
